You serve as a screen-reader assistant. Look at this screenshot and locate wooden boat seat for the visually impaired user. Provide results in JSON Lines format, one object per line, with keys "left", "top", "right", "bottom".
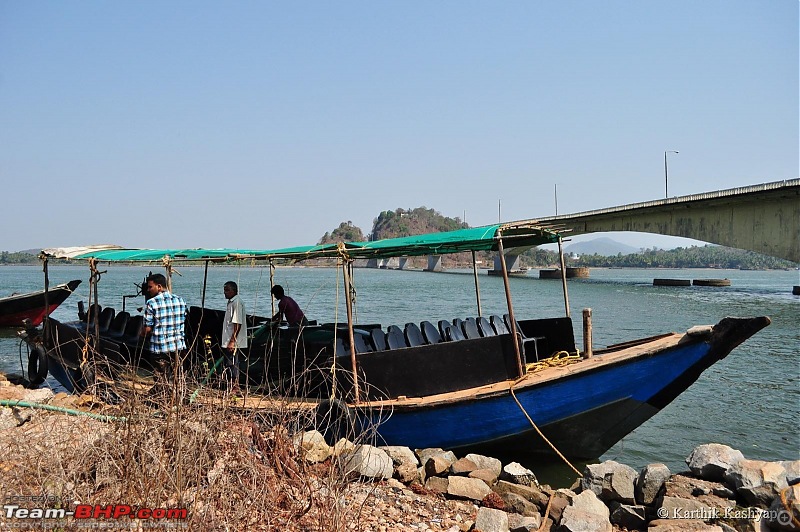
{"left": 420, "top": 321, "right": 442, "bottom": 344}
{"left": 106, "top": 311, "right": 130, "bottom": 338}
{"left": 386, "top": 325, "right": 407, "bottom": 350}
{"left": 477, "top": 316, "right": 495, "bottom": 337}
{"left": 404, "top": 323, "right": 425, "bottom": 347}
{"left": 370, "top": 328, "right": 387, "bottom": 351}
{"left": 445, "top": 325, "right": 466, "bottom": 342}
{"left": 490, "top": 315, "right": 509, "bottom": 335}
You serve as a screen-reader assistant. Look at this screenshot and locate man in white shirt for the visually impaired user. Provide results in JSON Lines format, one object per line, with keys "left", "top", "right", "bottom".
{"left": 221, "top": 281, "right": 247, "bottom": 393}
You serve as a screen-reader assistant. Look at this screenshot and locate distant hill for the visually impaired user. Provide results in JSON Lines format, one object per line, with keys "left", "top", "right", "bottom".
{"left": 565, "top": 237, "right": 639, "bottom": 256}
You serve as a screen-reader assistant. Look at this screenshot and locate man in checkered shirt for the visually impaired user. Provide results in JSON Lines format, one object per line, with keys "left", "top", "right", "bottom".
{"left": 141, "top": 273, "right": 187, "bottom": 402}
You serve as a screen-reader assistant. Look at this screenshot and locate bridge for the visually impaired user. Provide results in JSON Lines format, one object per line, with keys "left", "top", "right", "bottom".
{"left": 529, "top": 179, "right": 800, "bottom": 263}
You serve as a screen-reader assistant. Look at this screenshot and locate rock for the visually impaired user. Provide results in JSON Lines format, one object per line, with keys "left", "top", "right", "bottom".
{"left": 381, "top": 445, "right": 419, "bottom": 468}
{"left": 493, "top": 480, "right": 550, "bottom": 509}
{"left": 500, "top": 462, "right": 538, "bottom": 487}
{"left": 687, "top": 443, "right": 745, "bottom": 481}
{"left": 724, "top": 459, "right": 788, "bottom": 507}
{"left": 341, "top": 445, "right": 393, "bottom": 480}
{"left": 21, "top": 388, "right": 54, "bottom": 403}
{"left": 416, "top": 447, "right": 457, "bottom": 468}
{"left": 765, "top": 483, "right": 800, "bottom": 531}
{"left": 395, "top": 462, "right": 420, "bottom": 484}
{"left": 648, "top": 518, "right": 724, "bottom": 531}
{"left": 332, "top": 438, "right": 355, "bottom": 456}
{"left": 502, "top": 493, "right": 541, "bottom": 517}
{"left": 780, "top": 460, "right": 800, "bottom": 486}
{"left": 447, "top": 476, "right": 492, "bottom": 501}
{"left": 474, "top": 507, "right": 509, "bottom": 532}
{"left": 0, "top": 406, "right": 32, "bottom": 430}
{"left": 559, "top": 491, "right": 611, "bottom": 532}
{"left": 450, "top": 457, "right": 478, "bottom": 476}
{"left": 608, "top": 502, "right": 649, "bottom": 530}
{"left": 547, "top": 489, "right": 574, "bottom": 523}
{"left": 464, "top": 453, "right": 502, "bottom": 477}
{"left": 635, "top": 463, "right": 671, "bottom": 505}
{"left": 293, "top": 430, "right": 331, "bottom": 463}
{"left": 508, "top": 512, "right": 542, "bottom": 531}
{"left": 581, "top": 460, "right": 637, "bottom": 504}
{"left": 657, "top": 495, "right": 717, "bottom": 522}
{"left": 425, "top": 476, "right": 449, "bottom": 494}
{"left": 470, "top": 468, "right": 499, "bottom": 486}
{"left": 425, "top": 455, "right": 453, "bottom": 477}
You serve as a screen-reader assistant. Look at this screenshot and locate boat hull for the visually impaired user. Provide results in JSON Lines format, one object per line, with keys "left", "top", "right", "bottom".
{"left": 350, "top": 316, "right": 769, "bottom": 460}
{"left": 0, "top": 280, "right": 81, "bottom": 327}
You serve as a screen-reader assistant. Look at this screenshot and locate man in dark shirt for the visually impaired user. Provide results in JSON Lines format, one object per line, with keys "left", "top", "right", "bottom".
{"left": 270, "top": 285, "right": 308, "bottom": 326}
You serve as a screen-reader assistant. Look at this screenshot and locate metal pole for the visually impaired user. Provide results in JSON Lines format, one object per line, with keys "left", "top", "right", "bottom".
{"left": 582, "top": 308, "right": 593, "bottom": 358}
{"left": 342, "top": 260, "right": 360, "bottom": 403}
{"left": 201, "top": 260, "right": 209, "bottom": 308}
{"left": 497, "top": 235, "right": 525, "bottom": 378}
{"left": 557, "top": 236, "right": 571, "bottom": 317}
{"left": 269, "top": 261, "right": 275, "bottom": 317}
{"left": 664, "top": 151, "right": 668, "bottom": 198}
{"left": 42, "top": 257, "right": 50, "bottom": 344}
{"left": 471, "top": 251, "right": 482, "bottom": 317}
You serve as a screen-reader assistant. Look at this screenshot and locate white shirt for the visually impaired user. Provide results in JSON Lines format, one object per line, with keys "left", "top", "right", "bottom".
{"left": 222, "top": 294, "right": 248, "bottom": 348}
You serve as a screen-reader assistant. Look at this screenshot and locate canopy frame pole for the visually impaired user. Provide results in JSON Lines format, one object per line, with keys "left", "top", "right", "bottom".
{"left": 471, "top": 250, "right": 482, "bottom": 317}
{"left": 341, "top": 256, "right": 360, "bottom": 403}
{"left": 557, "top": 236, "right": 571, "bottom": 317}
{"left": 497, "top": 234, "right": 525, "bottom": 378}
{"left": 41, "top": 256, "right": 50, "bottom": 345}
{"left": 269, "top": 260, "right": 276, "bottom": 317}
{"left": 163, "top": 257, "right": 174, "bottom": 292}
{"left": 201, "top": 260, "right": 210, "bottom": 308}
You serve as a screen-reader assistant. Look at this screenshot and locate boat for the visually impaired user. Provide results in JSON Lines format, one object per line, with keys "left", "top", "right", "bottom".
{"left": 25, "top": 222, "right": 770, "bottom": 460}
{"left": 0, "top": 279, "right": 81, "bottom": 327}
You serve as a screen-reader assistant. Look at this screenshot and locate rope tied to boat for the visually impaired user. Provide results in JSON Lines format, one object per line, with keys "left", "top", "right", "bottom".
{"left": 524, "top": 350, "right": 581, "bottom": 373}
{"left": 509, "top": 352, "right": 584, "bottom": 477}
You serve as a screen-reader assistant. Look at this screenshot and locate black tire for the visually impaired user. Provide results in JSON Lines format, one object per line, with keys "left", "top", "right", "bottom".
{"left": 315, "top": 398, "right": 356, "bottom": 443}
{"left": 27, "top": 345, "right": 49, "bottom": 387}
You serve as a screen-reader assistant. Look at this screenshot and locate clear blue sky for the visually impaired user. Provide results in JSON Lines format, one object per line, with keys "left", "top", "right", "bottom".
{"left": 1, "top": 1, "right": 797, "bottom": 252}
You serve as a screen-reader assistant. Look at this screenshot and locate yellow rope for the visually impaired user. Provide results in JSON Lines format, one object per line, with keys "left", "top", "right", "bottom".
{"left": 524, "top": 350, "right": 581, "bottom": 373}
{"left": 509, "top": 350, "right": 584, "bottom": 477}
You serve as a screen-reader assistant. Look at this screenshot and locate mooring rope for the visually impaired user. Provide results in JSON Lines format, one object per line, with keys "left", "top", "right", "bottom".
{"left": 509, "top": 351, "right": 583, "bottom": 477}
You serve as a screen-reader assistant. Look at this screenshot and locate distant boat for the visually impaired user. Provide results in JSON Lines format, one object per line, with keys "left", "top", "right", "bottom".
{"left": 0, "top": 280, "right": 81, "bottom": 327}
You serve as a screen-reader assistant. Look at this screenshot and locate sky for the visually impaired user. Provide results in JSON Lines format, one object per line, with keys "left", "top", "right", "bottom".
{"left": 1, "top": 1, "right": 797, "bottom": 252}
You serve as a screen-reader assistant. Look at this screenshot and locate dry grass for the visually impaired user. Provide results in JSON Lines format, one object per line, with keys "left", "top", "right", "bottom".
{"left": 0, "top": 361, "right": 379, "bottom": 531}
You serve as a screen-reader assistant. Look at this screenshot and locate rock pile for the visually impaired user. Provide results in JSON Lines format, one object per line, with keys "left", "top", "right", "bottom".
{"left": 296, "top": 433, "right": 800, "bottom": 532}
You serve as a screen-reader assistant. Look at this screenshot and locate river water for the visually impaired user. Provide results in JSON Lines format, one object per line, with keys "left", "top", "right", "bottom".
{"left": 1, "top": 264, "right": 798, "bottom": 482}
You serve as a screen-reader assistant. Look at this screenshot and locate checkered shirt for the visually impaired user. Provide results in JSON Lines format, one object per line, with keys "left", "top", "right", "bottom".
{"left": 144, "top": 291, "right": 187, "bottom": 354}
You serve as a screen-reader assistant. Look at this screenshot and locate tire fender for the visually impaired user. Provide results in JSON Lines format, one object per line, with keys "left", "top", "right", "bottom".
{"left": 27, "top": 345, "right": 49, "bottom": 386}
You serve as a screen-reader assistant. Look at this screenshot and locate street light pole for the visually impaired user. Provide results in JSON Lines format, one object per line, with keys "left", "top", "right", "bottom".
{"left": 664, "top": 150, "right": 679, "bottom": 198}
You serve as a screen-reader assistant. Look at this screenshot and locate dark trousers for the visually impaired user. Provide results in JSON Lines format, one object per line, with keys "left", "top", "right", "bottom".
{"left": 148, "top": 350, "right": 185, "bottom": 403}
{"left": 221, "top": 347, "right": 241, "bottom": 389}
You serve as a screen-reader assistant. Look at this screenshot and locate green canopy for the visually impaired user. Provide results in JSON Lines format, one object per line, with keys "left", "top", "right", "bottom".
{"left": 41, "top": 220, "right": 561, "bottom": 263}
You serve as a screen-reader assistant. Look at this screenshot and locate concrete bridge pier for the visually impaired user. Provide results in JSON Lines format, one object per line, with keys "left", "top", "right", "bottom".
{"left": 425, "top": 255, "right": 443, "bottom": 272}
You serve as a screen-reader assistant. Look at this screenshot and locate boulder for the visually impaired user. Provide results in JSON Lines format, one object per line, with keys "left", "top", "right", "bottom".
{"left": 424, "top": 475, "right": 449, "bottom": 494}
{"left": 765, "top": 483, "right": 800, "bottom": 531}
{"left": 500, "top": 462, "right": 538, "bottom": 487}
{"left": 648, "top": 519, "right": 724, "bottom": 531}
{"left": 608, "top": 502, "right": 649, "bottom": 530}
{"left": 395, "top": 463, "right": 419, "bottom": 484}
{"left": 425, "top": 455, "right": 453, "bottom": 478}
{"left": 502, "top": 493, "right": 540, "bottom": 517}
{"left": 724, "top": 459, "right": 788, "bottom": 507}
{"left": 22, "top": 388, "right": 54, "bottom": 403}
{"left": 493, "top": 480, "right": 550, "bottom": 509}
{"left": 415, "top": 447, "right": 456, "bottom": 467}
{"left": 464, "top": 453, "right": 502, "bottom": 477}
{"left": 508, "top": 513, "right": 541, "bottom": 532}
{"left": 450, "top": 456, "right": 478, "bottom": 476}
{"left": 341, "top": 444, "right": 393, "bottom": 480}
{"left": 581, "top": 460, "right": 637, "bottom": 504}
{"left": 332, "top": 438, "right": 355, "bottom": 456}
{"left": 635, "top": 463, "right": 671, "bottom": 505}
{"left": 559, "top": 491, "right": 611, "bottom": 532}
{"left": 687, "top": 444, "right": 744, "bottom": 481}
{"left": 0, "top": 406, "right": 32, "bottom": 430}
{"left": 381, "top": 445, "right": 419, "bottom": 468}
{"left": 780, "top": 460, "right": 800, "bottom": 486}
{"left": 470, "top": 468, "right": 499, "bottom": 486}
{"left": 657, "top": 495, "right": 717, "bottom": 522}
{"left": 293, "top": 430, "right": 331, "bottom": 463}
{"left": 447, "top": 475, "right": 492, "bottom": 501}
{"left": 474, "top": 507, "right": 509, "bottom": 532}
